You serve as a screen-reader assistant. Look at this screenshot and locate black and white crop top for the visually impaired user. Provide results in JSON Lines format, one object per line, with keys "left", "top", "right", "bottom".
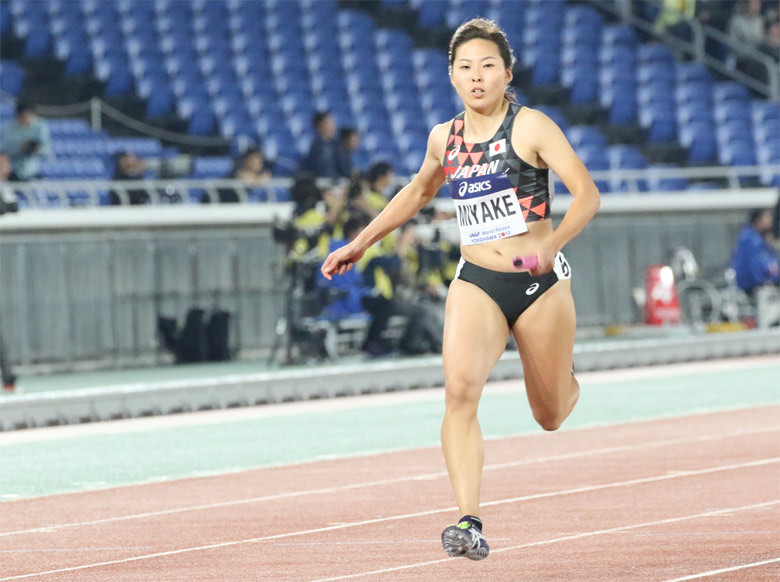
{"left": 442, "top": 102, "right": 553, "bottom": 246}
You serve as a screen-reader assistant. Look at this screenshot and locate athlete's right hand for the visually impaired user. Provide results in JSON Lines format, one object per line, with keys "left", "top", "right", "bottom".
{"left": 320, "top": 242, "right": 366, "bottom": 280}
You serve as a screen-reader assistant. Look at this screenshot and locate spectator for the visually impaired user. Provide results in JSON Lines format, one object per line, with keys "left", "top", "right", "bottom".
{"left": 318, "top": 216, "right": 443, "bottom": 356}
{"left": 729, "top": 0, "right": 766, "bottom": 46}
{"left": 213, "top": 148, "right": 273, "bottom": 203}
{"left": 653, "top": 0, "right": 696, "bottom": 42}
{"left": 354, "top": 161, "right": 396, "bottom": 219}
{"left": 317, "top": 215, "right": 373, "bottom": 321}
{"left": 299, "top": 111, "right": 342, "bottom": 179}
{"left": 696, "top": 0, "right": 737, "bottom": 32}
{"left": 0, "top": 101, "right": 52, "bottom": 180}
{"left": 359, "top": 220, "right": 443, "bottom": 356}
{"left": 0, "top": 153, "right": 19, "bottom": 214}
{"left": 234, "top": 147, "right": 272, "bottom": 185}
{"left": 731, "top": 208, "right": 780, "bottom": 295}
{"left": 696, "top": 0, "right": 737, "bottom": 60}
{"left": 336, "top": 127, "right": 359, "bottom": 179}
{"left": 109, "top": 150, "right": 149, "bottom": 205}
{"left": 759, "top": 18, "right": 780, "bottom": 59}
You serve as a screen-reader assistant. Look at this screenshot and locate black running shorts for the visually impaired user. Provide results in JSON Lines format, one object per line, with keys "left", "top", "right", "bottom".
{"left": 455, "top": 252, "right": 572, "bottom": 327}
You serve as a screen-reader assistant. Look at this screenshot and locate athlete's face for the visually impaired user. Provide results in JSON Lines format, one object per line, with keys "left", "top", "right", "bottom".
{"left": 450, "top": 38, "right": 512, "bottom": 109}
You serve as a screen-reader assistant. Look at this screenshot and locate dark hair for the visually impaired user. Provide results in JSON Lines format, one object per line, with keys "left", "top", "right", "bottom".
{"left": 367, "top": 161, "right": 393, "bottom": 184}
{"left": 312, "top": 111, "right": 331, "bottom": 128}
{"left": 448, "top": 18, "right": 517, "bottom": 103}
{"left": 749, "top": 208, "right": 769, "bottom": 225}
{"left": 339, "top": 127, "right": 357, "bottom": 141}
{"left": 15, "top": 101, "right": 33, "bottom": 116}
{"left": 343, "top": 215, "right": 368, "bottom": 240}
{"left": 290, "top": 174, "right": 322, "bottom": 213}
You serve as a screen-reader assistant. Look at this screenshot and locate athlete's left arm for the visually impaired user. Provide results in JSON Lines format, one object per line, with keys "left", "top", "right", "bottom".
{"left": 523, "top": 109, "right": 600, "bottom": 259}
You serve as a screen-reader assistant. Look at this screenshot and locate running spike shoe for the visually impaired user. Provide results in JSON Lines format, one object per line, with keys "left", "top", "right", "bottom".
{"left": 441, "top": 517, "right": 489, "bottom": 560}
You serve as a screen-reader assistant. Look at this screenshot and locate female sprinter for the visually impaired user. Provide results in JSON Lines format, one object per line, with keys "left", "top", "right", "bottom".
{"left": 320, "top": 18, "right": 600, "bottom": 560}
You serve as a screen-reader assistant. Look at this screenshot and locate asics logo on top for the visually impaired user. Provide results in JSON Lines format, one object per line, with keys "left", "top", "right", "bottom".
{"left": 459, "top": 180, "right": 492, "bottom": 197}
{"left": 525, "top": 282, "right": 540, "bottom": 295}
{"left": 448, "top": 145, "right": 460, "bottom": 161}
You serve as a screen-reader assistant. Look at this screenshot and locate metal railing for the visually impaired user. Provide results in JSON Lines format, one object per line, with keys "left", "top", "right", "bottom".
{"left": 4, "top": 164, "right": 777, "bottom": 209}
{"left": 591, "top": 0, "right": 779, "bottom": 100}
{"left": 7, "top": 178, "right": 294, "bottom": 207}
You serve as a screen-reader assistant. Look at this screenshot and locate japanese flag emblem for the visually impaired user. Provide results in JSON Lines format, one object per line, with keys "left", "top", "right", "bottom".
{"left": 489, "top": 138, "right": 506, "bottom": 157}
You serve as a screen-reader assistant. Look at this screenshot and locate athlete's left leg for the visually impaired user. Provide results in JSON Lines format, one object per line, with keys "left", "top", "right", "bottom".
{"left": 512, "top": 279, "right": 579, "bottom": 431}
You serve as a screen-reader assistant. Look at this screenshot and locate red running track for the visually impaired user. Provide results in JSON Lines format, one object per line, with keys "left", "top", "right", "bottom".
{"left": 2, "top": 405, "right": 779, "bottom": 581}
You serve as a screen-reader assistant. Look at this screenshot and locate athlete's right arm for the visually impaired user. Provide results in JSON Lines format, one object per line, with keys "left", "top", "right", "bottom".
{"left": 321, "top": 123, "right": 449, "bottom": 280}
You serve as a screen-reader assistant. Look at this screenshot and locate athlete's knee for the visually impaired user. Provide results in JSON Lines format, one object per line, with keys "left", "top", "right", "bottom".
{"left": 444, "top": 374, "right": 482, "bottom": 413}
{"left": 530, "top": 378, "right": 579, "bottom": 431}
{"left": 534, "top": 409, "right": 564, "bottom": 431}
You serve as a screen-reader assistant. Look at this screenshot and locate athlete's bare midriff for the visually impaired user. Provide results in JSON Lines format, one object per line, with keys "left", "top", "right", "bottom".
{"left": 459, "top": 219, "right": 553, "bottom": 272}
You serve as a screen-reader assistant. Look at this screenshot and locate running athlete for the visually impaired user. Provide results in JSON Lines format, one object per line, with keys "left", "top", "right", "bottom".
{"left": 321, "top": 18, "right": 600, "bottom": 560}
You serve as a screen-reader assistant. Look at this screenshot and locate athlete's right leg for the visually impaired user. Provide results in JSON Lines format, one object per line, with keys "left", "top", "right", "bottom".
{"left": 441, "top": 279, "right": 509, "bottom": 518}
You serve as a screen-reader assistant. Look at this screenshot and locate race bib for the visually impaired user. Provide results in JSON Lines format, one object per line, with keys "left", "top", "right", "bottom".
{"left": 449, "top": 173, "right": 527, "bottom": 246}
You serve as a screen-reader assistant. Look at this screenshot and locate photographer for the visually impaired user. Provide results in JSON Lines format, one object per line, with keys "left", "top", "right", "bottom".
{"left": 0, "top": 101, "right": 52, "bottom": 181}
{"left": 354, "top": 219, "right": 443, "bottom": 357}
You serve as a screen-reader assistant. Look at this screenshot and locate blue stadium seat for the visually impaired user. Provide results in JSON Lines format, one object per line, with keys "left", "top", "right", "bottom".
{"left": 601, "top": 24, "right": 638, "bottom": 49}
{"left": 47, "top": 118, "right": 92, "bottom": 137}
{"left": 675, "top": 63, "right": 712, "bottom": 85}
{"left": 39, "top": 157, "right": 109, "bottom": 180}
{"left": 677, "top": 103, "right": 715, "bottom": 127}
{"left": 716, "top": 119, "right": 753, "bottom": 147}
{"left": 639, "top": 106, "right": 677, "bottom": 143}
{"left": 418, "top": 1, "right": 446, "bottom": 28}
{"left": 637, "top": 85, "right": 675, "bottom": 108}
{"left": 679, "top": 122, "right": 717, "bottom": 163}
{"left": 218, "top": 113, "right": 256, "bottom": 141}
{"left": 0, "top": 2, "right": 10, "bottom": 36}
{"left": 566, "top": 126, "right": 608, "bottom": 150}
{"left": 647, "top": 164, "right": 688, "bottom": 192}
{"left": 561, "top": 68, "right": 599, "bottom": 104}
{"left": 0, "top": 61, "right": 26, "bottom": 95}
{"left": 719, "top": 141, "right": 756, "bottom": 166}
{"left": 565, "top": 4, "right": 604, "bottom": 30}
{"left": 751, "top": 101, "right": 780, "bottom": 125}
{"left": 192, "top": 156, "right": 235, "bottom": 179}
{"left": 674, "top": 82, "right": 713, "bottom": 109}
{"left": 754, "top": 119, "right": 780, "bottom": 148}
{"left": 637, "top": 63, "right": 675, "bottom": 87}
{"left": 757, "top": 142, "right": 780, "bottom": 165}
{"left": 638, "top": 44, "right": 674, "bottom": 67}
{"left": 600, "top": 82, "right": 638, "bottom": 125}
{"left": 608, "top": 145, "right": 648, "bottom": 192}
{"left": 107, "top": 137, "right": 163, "bottom": 158}
{"left": 714, "top": 102, "right": 751, "bottom": 125}
{"left": 713, "top": 82, "right": 750, "bottom": 104}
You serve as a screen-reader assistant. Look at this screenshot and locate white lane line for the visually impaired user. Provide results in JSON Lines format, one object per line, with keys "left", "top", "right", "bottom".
{"left": 1, "top": 459, "right": 778, "bottom": 580}
{"left": 309, "top": 502, "right": 780, "bottom": 582}
{"left": 660, "top": 557, "right": 780, "bottom": 581}
{"left": 2, "top": 426, "right": 776, "bottom": 538}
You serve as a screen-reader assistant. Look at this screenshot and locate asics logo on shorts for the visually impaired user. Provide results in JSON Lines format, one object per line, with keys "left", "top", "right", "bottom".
{"left": 525, "top": 282, "right": 540, "bottom": 295}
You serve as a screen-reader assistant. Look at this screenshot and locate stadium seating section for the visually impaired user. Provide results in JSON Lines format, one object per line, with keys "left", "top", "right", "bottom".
{"left": 0, "top": 0, "right": 777, "bottom": 203}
